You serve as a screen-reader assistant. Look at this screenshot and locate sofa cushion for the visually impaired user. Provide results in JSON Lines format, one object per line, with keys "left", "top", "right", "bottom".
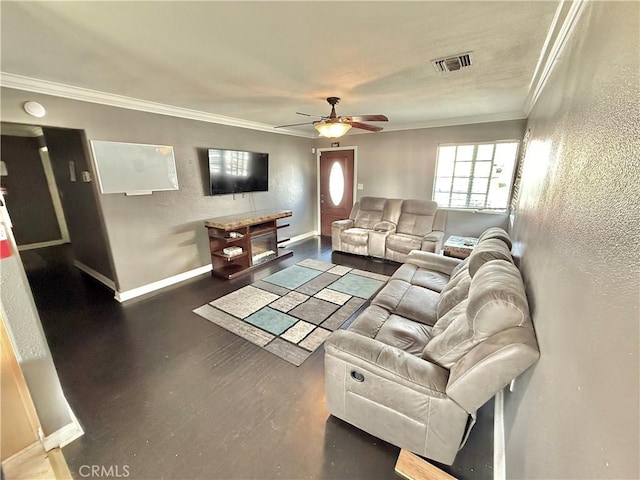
{"left": 477, "top": 227, "right": 513, "bottom": 250}
{"left": 391, "top": 262, "right": 450, "bottom": 293}
{"left": 436, "top": 267, "right": 471, "bottom": 319}
{"left": 396, "top": 200, "right": 438, "bottom": 236}
{"left": 372, "top": 279, "right": 439, "bottom": 326}
{"left": 374, "top": 315, "right": 433, "bottom": 356}
{"left": 467, "top": 260, "right": 529, "bottom": 336}
{"left": 421, "top": 300, "right": 472, "bottom": 368}
{"left": 386, "top": 233, "right": 422, "bottom": 254}
{"left": 468, "top": 238, "right": 513, "bottom": 277}
{"left": 348, "top": 304, "right": 389, "bottom": 338}
{"left": 341, "top": 228, "right": 370, "bottom": 246}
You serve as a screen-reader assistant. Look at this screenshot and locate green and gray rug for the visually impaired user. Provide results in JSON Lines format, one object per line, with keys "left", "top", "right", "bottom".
{"left": 193, "top": 259, "right": 389, "bottom": 366}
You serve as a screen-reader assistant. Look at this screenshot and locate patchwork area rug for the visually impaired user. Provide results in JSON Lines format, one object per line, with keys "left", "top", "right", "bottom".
{"left": 193, "top": 259, "right": 389, "bottom": 366}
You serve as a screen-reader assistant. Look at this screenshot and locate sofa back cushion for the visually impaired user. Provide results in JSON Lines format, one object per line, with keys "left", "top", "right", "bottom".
{"left": 423, "top": 260, "right": 530, "bottom": 368}
{"left": 436, "top": 264, "right": 471, "bottom": 319}
{"left": 477, "top": 227, "right": 513, "bottom": 250}
{"left": 354, "top": 197, "right": 387, "bottom": 229}
{"left": 396, "top": 200, "right": 438, "bottom": 236}
{"left": 468, "top": 238, "right": 513, "bottom": 277}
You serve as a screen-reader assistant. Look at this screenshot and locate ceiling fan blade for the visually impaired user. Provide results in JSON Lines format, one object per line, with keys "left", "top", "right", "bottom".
{"left": 274, "top": 121, "right": 315, "bottom": 128}
{"left": 296, "top": 112, "right": 327, "bottom": 118}
{"left": 343, "top": 115, "right": 389, "bottom": 122}
{"left": 349, "top": 122, "right": 384, "bottom": 132}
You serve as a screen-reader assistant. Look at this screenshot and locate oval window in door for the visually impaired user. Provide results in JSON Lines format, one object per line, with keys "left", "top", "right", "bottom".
{"left": 329, "top": 161, "right": 345, "bottom": 206}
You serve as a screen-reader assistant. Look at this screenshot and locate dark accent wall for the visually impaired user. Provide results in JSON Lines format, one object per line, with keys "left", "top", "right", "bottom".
{"left": 42, "top": 127, "right": 115, "bottom": 283}
{"left": 0, "top": 134, "right": 61, "bottom": 245}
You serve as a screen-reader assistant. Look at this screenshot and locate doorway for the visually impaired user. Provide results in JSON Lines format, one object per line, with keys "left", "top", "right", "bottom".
{"left": 317, "top": 148, "right": 356, "bottom": 236}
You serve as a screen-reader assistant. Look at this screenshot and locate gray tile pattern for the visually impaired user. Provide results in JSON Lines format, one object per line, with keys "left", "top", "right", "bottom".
{"left": 297, "top": 258, "right": 335, "bottom": 271}
{"left": 252, "top": 280, "right": 291, "bottom": 296}
{"left": 321, "top": 297, "right": 367, "bottom": 331}
{"left": 299, "top": 328, "right": 332, "bottom": 351}
{"left": 210, "top": 285, "right": 278, "bottom": 318}
{"left": 193, "top": 305, "right": 275, "bottom": 347}
{"left": 289, "top": 297, "right": 340, "bottom": 325}
{"left": 351, "top": 269, "right": 391, "bottom": 282}
{"left": 296, "top": 272, "right": 341, "bottom": 295}
{"left": 270, "top": 291, "right": 309, "bottom": 313}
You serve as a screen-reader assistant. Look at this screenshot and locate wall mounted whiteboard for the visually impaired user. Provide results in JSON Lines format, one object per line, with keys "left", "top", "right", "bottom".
{"left": 90, "top": 140, "right": 179, "bottom": 195}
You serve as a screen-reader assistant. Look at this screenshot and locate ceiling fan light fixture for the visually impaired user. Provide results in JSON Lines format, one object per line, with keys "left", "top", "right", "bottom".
{"left": 315, "top": 121, "right": 352, "bottom": 138}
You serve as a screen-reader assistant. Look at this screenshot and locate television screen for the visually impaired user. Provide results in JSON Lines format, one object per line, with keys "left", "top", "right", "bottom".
{"left": 208, "top": 148, "right": 269, "bottom": 195}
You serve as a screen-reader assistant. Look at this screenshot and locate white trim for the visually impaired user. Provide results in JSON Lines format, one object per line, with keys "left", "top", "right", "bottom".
{"left": 114, "top": 264, "right": 212, "bottom": 303}
{"left": 42, "top": 402, "right": 84, "bottom": 451}
{"left": 39, "top": 147, "right": 70, "bottom": 242}
{"left": 361, "top": 111, "right": 527, "bottom": 134}
{"left": 0, "top": 72, "right": 314, "bottom": 139}
{"left": 278, "top": 230, "right": 318, "bottom": 247}
{"left": 73, "top": 260, "right": 116, "bottom": 291}
{"left": 524, "top": 0, "right": 587, "bottom": 115}
{"left": 494, "top": 389, "right": 506, "bottom": 480}
{"left": 1, "top": 73, "right": 530, "bottom": 136}
{"left": 17, "top": 239, "right": 68, "bottom": 251}
{"left": 316, "top": 147, "right": 358, "bottom": 235}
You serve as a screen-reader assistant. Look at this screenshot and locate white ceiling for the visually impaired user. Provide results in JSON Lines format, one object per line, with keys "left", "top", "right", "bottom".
{"left": 0, "top": 1, "right": 560, "bottom": 136}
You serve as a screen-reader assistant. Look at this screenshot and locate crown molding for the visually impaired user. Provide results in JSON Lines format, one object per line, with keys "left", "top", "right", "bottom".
{"left": 0, "top": 72, "right": 315, "bottom": 139}
{"left": 356, "top": 110, "right": 527, "bottom": 134}
{"left": 524, "top": 0, "right": 587, "bottom": 116}
{"left": 1, "top": 72, "right": 527, "bottom": 138}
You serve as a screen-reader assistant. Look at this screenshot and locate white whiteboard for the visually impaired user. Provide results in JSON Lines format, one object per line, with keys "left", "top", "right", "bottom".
{"left": 90, "top": 140, "right": 179, "bottom": 194}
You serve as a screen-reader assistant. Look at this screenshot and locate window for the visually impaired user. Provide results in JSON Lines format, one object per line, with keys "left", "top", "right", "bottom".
{"left": 433, "top": 141, "right": 519, "bottom": 211}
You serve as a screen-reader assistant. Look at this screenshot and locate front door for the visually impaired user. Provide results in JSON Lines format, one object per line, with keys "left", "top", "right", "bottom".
{"left": 319, "top": 149, "right": 354, "bottom": 236}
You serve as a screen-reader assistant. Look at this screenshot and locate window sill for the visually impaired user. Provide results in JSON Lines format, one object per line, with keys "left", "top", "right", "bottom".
{"left": 439, "top": 207, "right": 509, "bottom": 215}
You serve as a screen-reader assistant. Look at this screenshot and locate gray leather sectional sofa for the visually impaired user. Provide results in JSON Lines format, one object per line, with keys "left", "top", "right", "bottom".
{"left": 324, "top": 227, "right": 539, "bottom": 465}
{"left": 331, "top": 197, "right": 446, "bottom": 263}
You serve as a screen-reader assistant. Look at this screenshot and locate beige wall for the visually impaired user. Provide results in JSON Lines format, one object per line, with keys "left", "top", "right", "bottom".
{"left": 314, "top": 119, "right": 526, "bottom": 237}
{"left": 506, "top": 2, "right": 639, "bottom": 479}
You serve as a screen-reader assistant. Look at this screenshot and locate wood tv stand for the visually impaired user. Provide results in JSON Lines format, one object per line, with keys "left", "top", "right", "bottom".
{"left": 204, "top": 209, "right": 293, "bottom": 279}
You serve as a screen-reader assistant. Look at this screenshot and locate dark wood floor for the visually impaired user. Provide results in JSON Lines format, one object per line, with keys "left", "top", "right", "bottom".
{"left": 21, "top": 237, "right": 493, "bottom": 480}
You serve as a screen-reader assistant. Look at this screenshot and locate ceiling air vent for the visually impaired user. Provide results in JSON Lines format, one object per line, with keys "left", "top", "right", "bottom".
{"left": 432, "top": 52, "right": 473, "bottom": 73}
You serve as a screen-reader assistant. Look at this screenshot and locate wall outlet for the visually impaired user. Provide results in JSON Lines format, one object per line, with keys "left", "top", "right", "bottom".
{"left": 357, "top": 183, "right": 364, "bottom": 190}
{"left": 81, "top": 171, "right": 92, "bottom": 182}
{"left": 311, "top": 148, "right": 316, "bottom": 154}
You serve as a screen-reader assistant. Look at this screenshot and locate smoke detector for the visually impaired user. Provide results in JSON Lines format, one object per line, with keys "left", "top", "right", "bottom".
{"left": 432, "top": 52, "right": 473, "bottom": 73}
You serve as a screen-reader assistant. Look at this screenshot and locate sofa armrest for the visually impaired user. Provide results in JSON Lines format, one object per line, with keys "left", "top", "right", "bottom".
{"left": 332, "top": 219, "right": 354, "bottom": 251}
{"left": 423, "top": 230, "right": 445, "bottom": 252}
{"left": 372, "top": 220, "right": 397, "bottom": 233}
{"left": 405, "top": 250, "right": 462, "bottom": 276}
{"left": 423, "top": 230, "right": 444, "bottom": 242}
{"left": 446, "top": 326, "right": 540, "bottom": 413}
{"left": 325, "top": 330, "right": 450, "bottom": 396}
{"left": 333, "top": 219, "right": 354, "bottom": 231}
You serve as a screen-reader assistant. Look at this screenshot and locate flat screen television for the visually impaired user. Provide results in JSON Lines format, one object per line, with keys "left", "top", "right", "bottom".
{"left": 208, "top": 148, "right": 269, "bottom": 195}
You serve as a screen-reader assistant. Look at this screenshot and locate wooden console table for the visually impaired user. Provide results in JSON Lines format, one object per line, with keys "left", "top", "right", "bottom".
{"left": 204, "top": 209, "right": 293, "bottom": 279}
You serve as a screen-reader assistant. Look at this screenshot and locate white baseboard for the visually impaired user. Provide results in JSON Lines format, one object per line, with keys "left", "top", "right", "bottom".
{"left": 42, "top": 401, "right": 84, "bottom": 451}
{"left": 114, "top": 264, "right": 212, "bottom": 303}
{"left": 114, "top": 230, "right": 317, "bottom": 303}
{"left": 494, "top": 389, "right": 506, "bottom": 480}
{"left": 73, "top": 260, "right": 116, "bottom": 291}
{"left": 17, "top": 239, "right": 68, "bottom": 251}
{"left": 279, "top": 230, "right": 318, "bottom": 247}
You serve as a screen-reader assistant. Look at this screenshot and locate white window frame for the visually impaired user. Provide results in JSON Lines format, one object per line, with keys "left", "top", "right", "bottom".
{"left": 432, "top": 140, "right": 520, "bottom": 213}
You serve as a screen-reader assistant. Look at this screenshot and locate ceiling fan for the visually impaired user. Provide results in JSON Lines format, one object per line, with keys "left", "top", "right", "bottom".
{"left": 275, "top": 97, "right": 389, "bottom": 138}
